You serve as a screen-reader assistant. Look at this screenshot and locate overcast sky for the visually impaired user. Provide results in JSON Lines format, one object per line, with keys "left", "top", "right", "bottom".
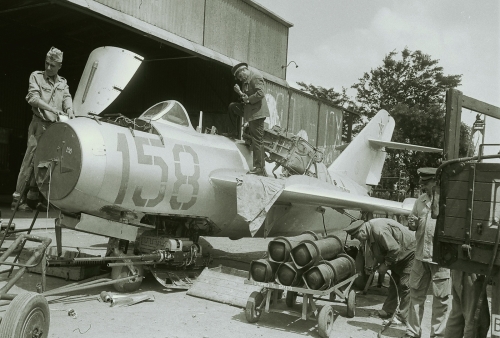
{"left": 255, "top": 0, "right": 499, "bottom": 147}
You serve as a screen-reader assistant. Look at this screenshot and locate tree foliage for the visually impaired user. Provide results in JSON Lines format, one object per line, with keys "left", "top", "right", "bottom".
{"left": 352, "top": 48, "right": 462, "bottom": 118}
{"left": 351, "top": 48, "right": 467, "bottom": 195}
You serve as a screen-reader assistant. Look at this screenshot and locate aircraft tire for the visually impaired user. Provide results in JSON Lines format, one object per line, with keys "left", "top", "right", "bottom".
{"left": 0, "top": 292, "right": 50, "bottom": 338}
{"left": 111, "top": 264, "right": 144, "bottom": 293}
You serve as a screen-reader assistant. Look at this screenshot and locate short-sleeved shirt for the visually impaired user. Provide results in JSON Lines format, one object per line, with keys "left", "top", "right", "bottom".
{"left": 410, "top": 193, "right": 436, "bottom": 262}
{"left": 25, "top": 71, "right": 73, "bottom": 121}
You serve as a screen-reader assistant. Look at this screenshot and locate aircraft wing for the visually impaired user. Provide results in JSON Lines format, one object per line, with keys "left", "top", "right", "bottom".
{"left": 210, "top": 169, "right": 413, "bottom": 216}
{"left": 278, "top": 175, "right": 412, "bottom": 215}
{"left": 368, "top": 139, "right": 442, "bottom": 153}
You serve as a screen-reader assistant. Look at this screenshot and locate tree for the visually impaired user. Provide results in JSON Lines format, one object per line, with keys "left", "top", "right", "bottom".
{"left": 352, "top": 48, "right": 468, "bottom": 196}
{"left": 352, "top": 48, "right": 462, "bottom": 118}
{"left": 296, "top": 82, "right": 358, "bottom": 142}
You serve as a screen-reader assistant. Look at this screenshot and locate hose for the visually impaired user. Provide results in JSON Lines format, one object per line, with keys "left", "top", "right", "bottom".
{"left": 377, "top": 272, "right": 400, "bottom": 338}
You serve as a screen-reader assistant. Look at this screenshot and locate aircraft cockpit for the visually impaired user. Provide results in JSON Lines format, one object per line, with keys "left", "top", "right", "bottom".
{"left": 138, "top": 100, "right": 193, "bottom": 129}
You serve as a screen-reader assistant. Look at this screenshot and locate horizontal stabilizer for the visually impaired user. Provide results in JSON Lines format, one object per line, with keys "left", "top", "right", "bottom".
{"left": 368, "top": 139, "right": 442, "bottom": 153}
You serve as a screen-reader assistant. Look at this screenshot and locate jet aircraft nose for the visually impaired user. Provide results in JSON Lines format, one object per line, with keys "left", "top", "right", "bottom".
{"left": 34, "top": 123, "right": 82, "bottom": 200}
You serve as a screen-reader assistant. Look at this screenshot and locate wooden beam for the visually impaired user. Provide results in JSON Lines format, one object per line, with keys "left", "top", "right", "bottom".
{"left": 462, "top": 95, "right": 500, "bottom": 120}
{"left": 444, "top": 89, "right": 463, "bottom": 160}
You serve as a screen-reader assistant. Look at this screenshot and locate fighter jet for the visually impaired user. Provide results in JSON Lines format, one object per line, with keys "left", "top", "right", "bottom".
{"left": 31, "top": 47, "right": 440, "bottom": 291}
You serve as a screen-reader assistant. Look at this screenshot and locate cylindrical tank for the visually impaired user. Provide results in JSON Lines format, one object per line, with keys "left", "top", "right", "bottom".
{"left": 268, "top": 231, "right": 319, "bottom": 263}
{"left": 249, "top": 259, "right": 279, "bottom": 283}
{"left": 275, "top": 261, "right": 304, "bottom": 287}
{"left": 302, "top": 254, "right": 356, "bottom": 290}
{"left": 291, "top": 235, "right": 344, "bottom": 270}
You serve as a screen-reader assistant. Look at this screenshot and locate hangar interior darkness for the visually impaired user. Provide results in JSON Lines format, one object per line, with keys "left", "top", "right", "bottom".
{"left": 0, "top": 1, "right": 240, "bottom": 197}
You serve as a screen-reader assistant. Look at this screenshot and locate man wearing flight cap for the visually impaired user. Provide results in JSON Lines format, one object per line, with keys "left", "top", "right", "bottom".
{"left": 402, "top": 167, "right": 450, "bottom": 338}
{"left": 12, "top": 47, "right": 74, "bottom": 212}
{"left": 228, "top": 62, "right": 270, "bottom": 176}
{"left": 346, "top": 218, "right": 416, "bottom": 326}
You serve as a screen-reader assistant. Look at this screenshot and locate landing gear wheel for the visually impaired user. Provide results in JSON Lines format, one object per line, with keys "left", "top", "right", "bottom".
{"left": 346, "top": 290, "right": 356, "bottom": 318}
{"left": 111, "top": 263, "right": 144, "bottom": 292}
{"left": 285, "top": 291, "right": 297, "bottom": 308}
{"left": 0, "top": 292, "right": 50, "bottom": 338}
{"left": 245, "top": 291, "right": 264, "bottom": 323}
{"left": 318, "top": 304, "right": 335, "bottom": 338}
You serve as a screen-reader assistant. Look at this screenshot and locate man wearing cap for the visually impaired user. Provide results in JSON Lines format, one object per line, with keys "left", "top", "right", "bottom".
{"left": 228, "top": 62, "right": 270, "bottom": 176}
{"left": 346, "top": 218, "right": 416, "bottom": 325}
{"left": 403, "top": 167, "right": 450, "bottom": 338}
{"left": 12, "top": 47, "right": 74, "bottom": 211}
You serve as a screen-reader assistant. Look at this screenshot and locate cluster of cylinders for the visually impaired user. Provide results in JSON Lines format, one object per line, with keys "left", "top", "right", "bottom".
{"left": 249, "top": 231, "right": 356, "bottom": 290}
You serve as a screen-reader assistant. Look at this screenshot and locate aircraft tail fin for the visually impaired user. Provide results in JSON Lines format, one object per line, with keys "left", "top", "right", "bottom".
{"left": 328, "top": 110, "right": 394, "bottom": 187}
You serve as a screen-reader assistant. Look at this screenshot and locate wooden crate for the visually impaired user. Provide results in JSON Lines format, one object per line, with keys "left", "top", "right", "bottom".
{"left": 19, "top": 247, "right": 102, "bottom": 281}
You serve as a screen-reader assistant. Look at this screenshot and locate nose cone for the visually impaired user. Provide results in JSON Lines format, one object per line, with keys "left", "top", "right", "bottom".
{"left": 34, "top": 123, "right": 82, "bottom": 200}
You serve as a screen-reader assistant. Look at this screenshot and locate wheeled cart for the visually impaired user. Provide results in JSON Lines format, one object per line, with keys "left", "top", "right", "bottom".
{"left": 243, "top": 274, "right": 358, "bottom": 338}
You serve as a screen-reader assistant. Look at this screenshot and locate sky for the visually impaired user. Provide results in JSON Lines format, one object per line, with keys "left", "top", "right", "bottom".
{"left": 254, "top": 0, "right": 500, "bottom": 152}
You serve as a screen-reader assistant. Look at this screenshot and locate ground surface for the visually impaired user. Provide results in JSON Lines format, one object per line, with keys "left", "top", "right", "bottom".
{"left": 0, "top": 217, "right": 493, "bottom": 338}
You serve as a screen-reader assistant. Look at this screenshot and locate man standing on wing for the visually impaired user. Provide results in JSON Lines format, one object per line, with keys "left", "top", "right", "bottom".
{"left": 228, "top": 62, "right": 270, "bottom": 176}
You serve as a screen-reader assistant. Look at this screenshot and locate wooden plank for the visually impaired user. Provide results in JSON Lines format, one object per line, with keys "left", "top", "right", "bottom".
{"left": 462, "top": 95, "right": 500, "bottom": 119}
{"left": 444, "top": 216, "right": 466, "bottom": 238}
{"left": 446, "top": 181, "right": 469, "bottom": 200}
{"left": 187, "top": 267, "right": 262, "bottom": 308}
{"left": 444, "top": 89, "right": 462, "bottom": 160}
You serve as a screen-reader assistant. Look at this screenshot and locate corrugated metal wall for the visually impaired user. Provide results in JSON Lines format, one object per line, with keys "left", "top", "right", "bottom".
{"left": 263, "top": 83, "right": 344, "bottom": 166}
{"left": 288, "top": 90, "right": 320, "bottom": 146}
{"left": 94, "top": 0, "right": 288, "bottom": 79}
{"left": 264, "top": 80, "right": 288, "bottom": 129}
{"left": 94, "top": 0, "right": 205, "bottom": 44}
{"left": 317, "top": 104, "right": 343, "bottom": 166}
{"left": 205, "top": 0, "right": 288, "bottom": 78}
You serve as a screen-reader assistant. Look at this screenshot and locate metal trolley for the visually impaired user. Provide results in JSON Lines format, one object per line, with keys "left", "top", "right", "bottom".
{"left": 243, "top": 274, "right": 358, "bottom": 338}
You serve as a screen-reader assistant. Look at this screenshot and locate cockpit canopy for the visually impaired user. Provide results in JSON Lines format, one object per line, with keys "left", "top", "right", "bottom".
{"left": 138, "top": 100, "right": 192, "bottom": 128}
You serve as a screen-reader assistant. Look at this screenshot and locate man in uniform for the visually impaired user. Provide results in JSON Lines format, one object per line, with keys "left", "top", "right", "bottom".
{"left": 403, "top": 167, "right": 450, "bottom": 338}
{"left": 345, "top": 218, "right": 416, "bottom": 325}
{"left": 228, "top": 62, "right": 270, "bottom": 176}
{"left": 12, "top": 47, "right": 74, "bottom": 211}
{"left": 444, "top": 271, "right": 489, "bottom": 338}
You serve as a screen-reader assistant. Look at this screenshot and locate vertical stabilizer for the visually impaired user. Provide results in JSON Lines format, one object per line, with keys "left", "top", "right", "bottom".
{"left": 329, "top": 110, "right": 394, "bottom": 187}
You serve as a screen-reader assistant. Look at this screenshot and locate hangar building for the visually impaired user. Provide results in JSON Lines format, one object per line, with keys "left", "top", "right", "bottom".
{"left": 0, "top": 0, "right": 348, "bottom": 197}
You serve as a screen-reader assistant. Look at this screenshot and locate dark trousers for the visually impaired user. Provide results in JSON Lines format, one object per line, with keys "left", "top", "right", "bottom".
{"left": 228, "top": 103, "right": 265, "bottom": 169}
{"left": 382, "top": 251, "right": 414, "bottom": 321}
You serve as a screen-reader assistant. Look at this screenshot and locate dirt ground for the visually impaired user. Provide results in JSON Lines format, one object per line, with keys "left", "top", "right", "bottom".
{"left": 0, "top": 218, "right": 493, "bottom": 338}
